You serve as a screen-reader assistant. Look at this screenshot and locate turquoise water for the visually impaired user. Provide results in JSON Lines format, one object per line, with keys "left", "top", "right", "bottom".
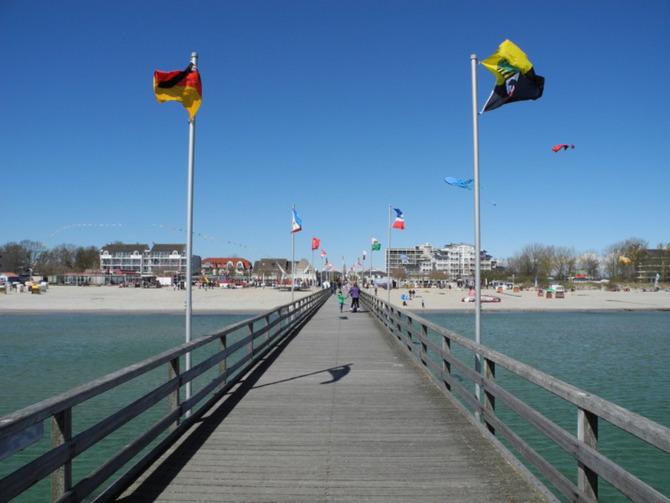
{"left": 420, "top": 310, "right": 670, "bottom": 501}
{"left": 0, "top": 313, "right": 252, "bottom": 415}
{"left": 0, "top": 313, "right": 253, "bottom": 502}
{"left": 1, "top": 311, "right": 668, "bottom": 501}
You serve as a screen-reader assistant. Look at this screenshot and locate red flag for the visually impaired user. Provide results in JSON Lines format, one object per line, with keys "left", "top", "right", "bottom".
{"left": 311, "top": 237, "right": 320, "bottom": 250}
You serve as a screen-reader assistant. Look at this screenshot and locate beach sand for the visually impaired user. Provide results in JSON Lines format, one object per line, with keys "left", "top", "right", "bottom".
{"left": 1, "top": 284, "right": 669, "bottom": 314}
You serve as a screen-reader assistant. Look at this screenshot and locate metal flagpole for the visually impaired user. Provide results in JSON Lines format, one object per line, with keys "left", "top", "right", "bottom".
{"left": 291, "top": 204, "right": 295, "bottom": 303}
{"left": 185, "top": 51, "right": 198, "bottom": 412}
{"left": 370, "top": 242, "right": 373, "bottom": 290}
{"left": 387, "top": 205, "right": 392, "bottom": 305}
{"left": 471, "top": 54, "right": 482, "bottom": 417}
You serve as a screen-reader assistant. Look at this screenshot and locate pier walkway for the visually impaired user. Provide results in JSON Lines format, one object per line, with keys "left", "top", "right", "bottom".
{"left": 117, "top": 296, "right": 547, "bottom": 502}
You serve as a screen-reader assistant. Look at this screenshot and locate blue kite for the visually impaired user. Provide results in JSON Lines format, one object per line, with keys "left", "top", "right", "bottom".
{"left": 445, "top": 177, "right": 474, "bottom": 190}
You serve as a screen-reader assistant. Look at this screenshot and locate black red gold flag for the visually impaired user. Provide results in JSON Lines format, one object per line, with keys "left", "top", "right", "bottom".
{"left": 154, "top": 63, "right": 202, "bottom": 119}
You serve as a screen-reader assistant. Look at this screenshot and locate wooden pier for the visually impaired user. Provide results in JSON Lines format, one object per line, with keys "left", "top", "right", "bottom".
{"left": 117, "top": 296, "right": 548, "bottom": 502}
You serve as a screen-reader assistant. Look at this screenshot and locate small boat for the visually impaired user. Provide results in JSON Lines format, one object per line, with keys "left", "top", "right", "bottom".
{"left": 461, "top": 295, "right": 501, "bottom": 303}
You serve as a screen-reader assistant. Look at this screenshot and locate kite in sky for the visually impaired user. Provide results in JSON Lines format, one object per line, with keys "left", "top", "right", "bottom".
{"left": 552, "top": 144, "right": 575, "bottom": 152}
{"left": 444, "top": 177, "right": 474, "bottom": 190}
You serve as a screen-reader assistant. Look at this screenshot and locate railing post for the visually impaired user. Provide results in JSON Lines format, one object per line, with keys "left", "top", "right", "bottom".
{"left": 578, "top": 408, "right": 599, "bottom": 500}
{"left": 265, "top": 313, "right": 271, "bottom": 344}
{"left": 51, "top": 409, "right": 72, "bottom": 500}
{"left": 406, "top": 314, "right": 413, "bottom": 352}
{"left": 394, "top": 309, "right": 402, "bottom": 341}
{"left": 442, "top": 335, "right": 451, "bottom": 392}
{"left": 248, "top": 321, "right": 254, "bottom": 357}
{"left": 484, "top": 357, "right": 495, "bottom": 434}
{"left": 168, "top": 357, "right": 180, "bottom": 431}
{"left": 218, "top": 335, "right": 227, "bottom": 390}
{"left": 420, "top": 322, "right": 428, "bottom": 368}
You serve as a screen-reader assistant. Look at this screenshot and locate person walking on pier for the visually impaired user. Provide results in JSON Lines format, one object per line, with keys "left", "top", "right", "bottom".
{"left": 338, "top": 290, "right": 346, "bottom": 312}
{"left": 350, "top": 282, "right": 360, "bottom": 312}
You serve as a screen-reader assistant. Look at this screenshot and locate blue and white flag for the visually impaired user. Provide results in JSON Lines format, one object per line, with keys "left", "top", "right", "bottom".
{"left": 291, "top": 208, "right": 302, "bottom": 233}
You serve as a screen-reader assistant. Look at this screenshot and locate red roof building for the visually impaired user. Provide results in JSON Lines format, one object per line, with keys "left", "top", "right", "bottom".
{"left": 201, "top": 257, "right": 252, "bottom": 277}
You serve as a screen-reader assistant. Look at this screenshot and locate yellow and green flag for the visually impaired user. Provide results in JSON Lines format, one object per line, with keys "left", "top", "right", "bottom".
{"left": 481, "top": 40, "right": 544, "bottom": 112}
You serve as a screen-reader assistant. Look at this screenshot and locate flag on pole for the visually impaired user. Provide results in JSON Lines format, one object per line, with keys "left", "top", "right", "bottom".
{"left": 371, "top": 238, "right": 381, "bottom": 251}
{"left": 311, "top": 237, "right": 320, "bottom": 250}
{"left": 392, "top": 208, "right": 405, "bottom": 230}
{"left": 480, "top": 39, "right": 544, "bottom": 113}
{"left": 362, "top": 250, "right": 366, "bottom": 261}
{"left": 154, "top": 63, "right": 203, "bottom": 119}
{"left": 320, "top": 249, "right": 327, "bottom": 257}
{"left": 291, "top": 208, "right": 302, "bottom": 233}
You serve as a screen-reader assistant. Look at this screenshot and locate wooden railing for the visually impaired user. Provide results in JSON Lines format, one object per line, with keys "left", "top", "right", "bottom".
{"left": 0, "top": 289, "right": 330, "bottom": 502}
{"left": 361, "top": 291, "right": 670, "bottom": 503}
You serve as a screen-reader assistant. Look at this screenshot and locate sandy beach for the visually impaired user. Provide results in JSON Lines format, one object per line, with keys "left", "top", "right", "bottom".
{"left": 1, "top": 284, "right": 669, "bottom": 314}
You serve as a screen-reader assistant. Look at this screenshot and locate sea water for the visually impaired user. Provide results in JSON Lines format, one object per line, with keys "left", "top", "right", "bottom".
{"left": 1, "top": 311, "right": 668, "bottom": 501}
{"left": 0, "top": 313, "right": 252, "bottom": 415}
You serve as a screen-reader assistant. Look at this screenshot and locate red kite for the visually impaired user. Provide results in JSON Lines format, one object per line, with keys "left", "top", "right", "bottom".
{"left": 552, "top": 144, "right": 575, "bottom": 152}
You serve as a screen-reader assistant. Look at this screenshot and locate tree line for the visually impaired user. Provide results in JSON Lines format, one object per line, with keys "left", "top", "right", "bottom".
{"left": 0, "top": 240, "right": 99, "bottom": 276}
{"left": 1, "top": 237, "right": 667, "bottom": 283}
{"left": 387, "top": 237, "right": 668, "bottom": 286}
{"left": 504, "top": 238, "right": 669, "bottom": 283}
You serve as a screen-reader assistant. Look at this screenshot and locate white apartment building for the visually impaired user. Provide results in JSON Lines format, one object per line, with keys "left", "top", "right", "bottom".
{"left": 386, "top": 243, "right": 495, "bottom": 279}
{"left": 99, "top": 243, "right": 201, "bottom": 276}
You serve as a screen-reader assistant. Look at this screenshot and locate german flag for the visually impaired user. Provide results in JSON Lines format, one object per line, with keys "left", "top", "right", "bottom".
{"left": 154, "top": 63, "right": 202, "bottom": 119}
{"left": 481, "top": 40, "right": 544, "bottom": 113}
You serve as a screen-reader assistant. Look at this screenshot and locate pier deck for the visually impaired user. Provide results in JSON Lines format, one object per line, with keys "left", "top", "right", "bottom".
{"left": 117, "top": 296, "right": 547, "bottom": 502}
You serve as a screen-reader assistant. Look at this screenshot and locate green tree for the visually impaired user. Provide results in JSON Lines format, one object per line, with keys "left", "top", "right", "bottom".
{"left": 75, "top": 246, "right": 100, "bottom": 271}
{"left": 604, "top": 238, "right": 648, "bottom": 281}
{"left": 552, "top": 246, "right": 577, "bottom": 280}
{"left": 578, "top": 251, "right": 601, "bottom": 279}
{"left": 0, "top": 241, "right": 45, "bottom": 275}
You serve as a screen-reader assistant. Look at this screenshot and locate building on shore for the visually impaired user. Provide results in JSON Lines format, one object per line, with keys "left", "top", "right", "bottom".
{"left": 201, "top": 257, "right": 253, "bottom": 279}
{"left": 99, "top": 243, "right": 201, "bottom": 278}
{"left": 637, "top": 248, "right": 669, "bottom": 283}
{"left": 252, "top": 258, "right": 316, "bottom": 286}
{"left": 252, "top": 258, "right": 290, "bottom": 285}
{"left": 386, "top": 243, "right": 496, "bottom": 281}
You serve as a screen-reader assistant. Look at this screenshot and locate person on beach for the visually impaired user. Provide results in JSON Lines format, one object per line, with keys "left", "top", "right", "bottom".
{"left": 337, "top": 290, "right": 346, "bottom": 312}
{"left": 350, "top": 282, "right": 360, "bottom": 312}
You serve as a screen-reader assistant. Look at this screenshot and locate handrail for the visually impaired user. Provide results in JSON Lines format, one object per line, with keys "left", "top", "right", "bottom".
{"left": 0, "top": 289, "right": 331, "bottom": 502}
{"left": 361, "top": 291, "right": 670, "bottom": 502}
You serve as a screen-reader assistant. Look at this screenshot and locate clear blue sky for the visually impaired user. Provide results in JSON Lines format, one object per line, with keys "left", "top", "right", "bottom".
{"left": 2, "top": 1, "right": 668, "bottom": 270}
